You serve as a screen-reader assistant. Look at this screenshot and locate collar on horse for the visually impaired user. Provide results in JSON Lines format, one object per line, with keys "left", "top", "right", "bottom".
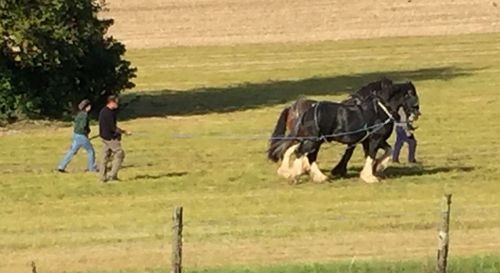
{"left": 346, "top": 101, "right": 394, "bottom": 146}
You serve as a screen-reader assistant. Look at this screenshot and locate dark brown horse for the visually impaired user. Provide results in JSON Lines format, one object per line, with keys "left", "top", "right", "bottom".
{"left": 268, "top": 78, "right": 396, "bottom": 177}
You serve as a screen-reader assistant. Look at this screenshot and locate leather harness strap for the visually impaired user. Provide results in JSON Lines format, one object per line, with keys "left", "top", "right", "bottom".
{"left": 313, "top": 102, "right": 321, "bottom": 134}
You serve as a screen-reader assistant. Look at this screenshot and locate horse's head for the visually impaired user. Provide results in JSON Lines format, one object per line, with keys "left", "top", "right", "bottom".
{"left": 380, "top": 77, "right": 393, "bottom": 92}
{"left": 380, "top": 81, "right": 421, "bottom": 121}
{"left": 354, "top": 77, "right": 394, "bottom": 100}
{"left": 401, "top": 82, "right": 421, "bottom": 122}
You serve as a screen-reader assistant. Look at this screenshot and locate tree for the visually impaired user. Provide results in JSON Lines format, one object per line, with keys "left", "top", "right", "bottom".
{"left": 0, "top": 0, "right": 136, "bottom": 122}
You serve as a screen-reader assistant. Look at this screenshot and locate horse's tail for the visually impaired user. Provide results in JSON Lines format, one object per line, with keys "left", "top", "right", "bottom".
{"left": 270, "top": 107, "right": 290, "bottom": 142}
{"left": 267, "top": 107, "right": 290, "bottom": 161}
{"left": 267, "top": 137, "right": 296, "bottom": 162}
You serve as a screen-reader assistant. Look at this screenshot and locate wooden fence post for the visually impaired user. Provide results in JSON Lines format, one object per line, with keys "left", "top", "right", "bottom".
{"left": 437, "top": 194, "right": 452, "bottom": 273}
{"left": 31, "top": 261, "right": 37, "bottom": 273}
{"left": 171, "top": 206, "right": 183, "bottom": 273}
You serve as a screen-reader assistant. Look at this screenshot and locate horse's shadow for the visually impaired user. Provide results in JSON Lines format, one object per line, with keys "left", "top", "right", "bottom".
{"left": 383, "top": 165, "right": 474, "bottom": 178}
{"left": 325, "top": 165, "right": 475, "bottom": 180}
{"left": 119, "top": 66, "right": 482, "bottom": 120}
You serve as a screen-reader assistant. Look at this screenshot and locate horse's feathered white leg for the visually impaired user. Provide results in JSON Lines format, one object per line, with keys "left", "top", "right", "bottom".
{"left": 309, "top": 162, "right": 328, "bottom": 183}
{"left": 301, "top": 156, "right": 311, "bottom": 173}
{"left": 277, "top": 144, "right": 299, "bottom": 179}
{"left": 360, "top": 156, "right": 379, "bottom": 183}
{"left": 289, "top": 156, "right": 306, "bottom": 182}
{"left": 375, "top": 146, "right": 392, "bottom": 174}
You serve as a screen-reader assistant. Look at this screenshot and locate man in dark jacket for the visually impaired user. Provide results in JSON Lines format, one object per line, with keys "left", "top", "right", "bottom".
{"left": 57, "top": 99, "right": 97, "bottom": 172}
{"left": 98, "top": 95, "right": 128, "bottom": 182}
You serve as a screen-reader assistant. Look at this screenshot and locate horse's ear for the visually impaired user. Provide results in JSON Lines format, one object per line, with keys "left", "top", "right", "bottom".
{"left": 381, "top": 77, "right": 393, "bottom": 90}
{"left": 406, "top": 81, "right": 416, "bottom": 92}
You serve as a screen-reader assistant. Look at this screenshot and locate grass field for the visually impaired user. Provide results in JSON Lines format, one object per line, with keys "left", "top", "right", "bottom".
{"left": 75, "top": 256, "right": 500, "bottom": 273}
{"left": 2, "top": 32, "right": 500, "bottom": 273}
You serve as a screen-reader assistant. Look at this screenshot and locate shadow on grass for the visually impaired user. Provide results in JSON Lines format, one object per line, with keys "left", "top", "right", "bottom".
{"left": 383, "top": 165, "right": 475, "bottom": 178}
{"left": 132, "top": 172, "right": 188, "bottom": 181}
{"left": 120, "top": 66, "right": 480, "bottom": 120}
{"left": 330, "top": 165, "right": 475, "bottom": 180}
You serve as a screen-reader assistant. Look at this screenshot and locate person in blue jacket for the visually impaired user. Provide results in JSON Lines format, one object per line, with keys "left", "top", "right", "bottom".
{"left": 392, "top": 106, "right": 419, "bottom": 164}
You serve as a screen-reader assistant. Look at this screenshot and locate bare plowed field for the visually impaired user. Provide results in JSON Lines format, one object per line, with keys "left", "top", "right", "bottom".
{"left": 104, "top": 0, "right": 500, "bottom": 48}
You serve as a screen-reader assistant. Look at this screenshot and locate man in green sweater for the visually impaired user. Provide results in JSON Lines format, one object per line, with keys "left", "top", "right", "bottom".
{"left": 57, "top": 99, "right": 97, "bottom": 172}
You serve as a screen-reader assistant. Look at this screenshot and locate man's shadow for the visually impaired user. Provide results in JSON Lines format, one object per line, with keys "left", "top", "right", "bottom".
{"left": 131, "top": 172, "right": 188, "bottom": 181}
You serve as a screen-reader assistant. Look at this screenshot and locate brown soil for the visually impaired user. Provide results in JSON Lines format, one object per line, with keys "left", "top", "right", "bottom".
{"left": 103, "top": 0, "right": 500, "bottom": 48}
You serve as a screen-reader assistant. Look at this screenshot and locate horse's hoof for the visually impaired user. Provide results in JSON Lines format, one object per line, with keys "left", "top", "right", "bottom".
{"left": 312, "top": 174, "right": 328, "bottom": 183}
{"left": 288, "top": 177, "right": 299, "bottom": 185}
{"left": 375, "top": 165, "right": 387, "bottom": 174}
{"left": 277, "top": 168, "right": 289, "bottom": 178}
{"left": 331, "top": 167, "right": 347, "bottom": 177}
{"left": 363, "top": 178, "right": 379, "bottom": 184}
{"left": 360, "top": 174, "right": 380, "bottom": 184}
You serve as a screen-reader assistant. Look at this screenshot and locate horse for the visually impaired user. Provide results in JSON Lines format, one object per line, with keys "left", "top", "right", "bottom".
{"left": 330, "top": 81, "right": 421, "bottom": 177}
{"left": 267, "top": 82, "right": 420, "bottom": 183}
{"left": 268, "top": 79, "right": 394, "bottom": 155}
{"left": 268, "top": 79, "right": 420, "bottom": 178}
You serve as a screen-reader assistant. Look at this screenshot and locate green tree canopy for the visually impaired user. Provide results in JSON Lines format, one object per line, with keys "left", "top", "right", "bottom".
{"left": 0, "top": 0, "right": 136, "bottom": 122}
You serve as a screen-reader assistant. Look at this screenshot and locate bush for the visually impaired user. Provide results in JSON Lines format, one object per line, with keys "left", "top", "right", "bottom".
{"left": 0, "top": 0, "right": 136, "bottom": 122}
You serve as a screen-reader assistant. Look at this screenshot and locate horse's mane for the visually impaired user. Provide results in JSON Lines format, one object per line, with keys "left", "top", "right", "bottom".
{"left": 353, "top": 78, "right": 392, "bottom": 97}
{"left": 343, "top": 78, "right": 393, "bottom": 104}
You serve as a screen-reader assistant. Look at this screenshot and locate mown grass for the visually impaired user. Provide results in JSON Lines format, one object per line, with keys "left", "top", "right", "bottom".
{"left": 187, "top": 256, "right": 500, "bottom": 273}
{"left": 2, "top": 32, "right": 500, "bottom": 273}
{"left": 76, "top": 255, "right": 500, "bottom": 273}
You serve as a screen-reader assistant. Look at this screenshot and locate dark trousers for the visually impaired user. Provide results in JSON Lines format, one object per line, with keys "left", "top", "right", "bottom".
{"left": 392, "top": 127, "right": 417, "bottom": 162}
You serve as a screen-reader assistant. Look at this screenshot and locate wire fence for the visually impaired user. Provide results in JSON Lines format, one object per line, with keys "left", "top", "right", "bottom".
{"left": 168, "top": 196, "right": 455, "bottom": 273}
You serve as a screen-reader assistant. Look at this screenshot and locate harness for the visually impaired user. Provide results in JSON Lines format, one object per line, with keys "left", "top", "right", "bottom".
{"left": 300, "top": 99, "right": 395, "bottom": 143}
{"left": 349, "top": 93, "right": 364, "bottom": 105}
{"left": 376, "top": 100, "right": 394, "bottom": 120}
{"left": 313, "top": 102, "right": 321, "bottom": 133}
{"left": 346, "top": 100, "right": 394, "bottom": 146}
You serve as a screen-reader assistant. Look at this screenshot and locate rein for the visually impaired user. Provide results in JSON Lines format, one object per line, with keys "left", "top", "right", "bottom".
{"left": 306, "top": 99, "right": 395, "bottom": 143}
{"left": 295, "top": 113, "right": 394, "bottom": 142}
{"left": 270, "top": 117, "right": 392, "bottom": 142}
{"left": 343, "top": 100, "right": 394, "bottom": 146}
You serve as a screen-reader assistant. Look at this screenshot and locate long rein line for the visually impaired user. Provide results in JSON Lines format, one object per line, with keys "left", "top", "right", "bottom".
{"left": 169, "top": 101, "right": 401, "bottom": 141}
{"left": 311, "top": 100, "right": 395, "bottom": 142}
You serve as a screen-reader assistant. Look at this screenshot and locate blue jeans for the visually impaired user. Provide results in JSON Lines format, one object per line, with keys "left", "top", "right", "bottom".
{"left": 58, "top": 133, "right": 96, "bottom": 171}
{"left": 392, "top": 127, "right": 417, "bottom": 162}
